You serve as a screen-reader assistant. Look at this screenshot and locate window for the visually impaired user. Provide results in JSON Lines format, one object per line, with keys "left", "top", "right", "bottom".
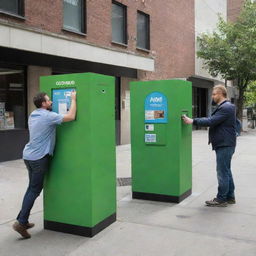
{"left": 112, "top": 1, "right": 127, "bottom": 45}
{"left": 137, "top": 11, "right": 150, "bottom": 50}
{"left": 0, "top": 0, "right": 24, "bottom": 16}
{"left": 0, "top": 68, "right": 26, "bottom": 130}
{"left": 63, "top": 0, "right": 85, "bottom": 33}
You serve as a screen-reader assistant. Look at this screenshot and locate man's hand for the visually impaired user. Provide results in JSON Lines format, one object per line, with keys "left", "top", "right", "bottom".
{"left": 182, "top": 115, "right": 193, "bottom": 125}
{"left": 71, "top": 90, "right": 76, "bottom": 101}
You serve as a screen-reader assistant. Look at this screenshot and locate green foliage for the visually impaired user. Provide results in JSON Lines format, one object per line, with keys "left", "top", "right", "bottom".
{"left": 245, "top": 81, "right": 256, "bottom": 108}
{"left": 197, "top": 0, "right": 256, "bottom": 89}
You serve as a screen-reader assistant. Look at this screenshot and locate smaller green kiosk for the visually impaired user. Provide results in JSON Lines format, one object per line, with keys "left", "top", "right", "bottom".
{"left": 40, "top": 72, "right": 116, "bottom": 237}
{"left": 130, "top": 80, "right": 192, "bottom": 203}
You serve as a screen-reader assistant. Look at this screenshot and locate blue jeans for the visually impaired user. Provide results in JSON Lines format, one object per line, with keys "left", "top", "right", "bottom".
{"left": 215, "top": 147, "right": 235, "bottom": 201}
{"left": 17, "top": 155, "right": 50, "bottom": 225}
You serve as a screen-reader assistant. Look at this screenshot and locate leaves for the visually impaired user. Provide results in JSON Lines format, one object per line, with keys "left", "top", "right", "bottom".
{"left": 197, "top": 0, "right": 256, "bottom": 89}
{"left": 245, "top": 81, "right": 256, "bottom": 107}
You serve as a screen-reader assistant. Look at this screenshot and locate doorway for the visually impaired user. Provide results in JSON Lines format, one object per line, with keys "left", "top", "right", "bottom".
{"left": 193, "top": 87, "right": 208, "bottom": 129}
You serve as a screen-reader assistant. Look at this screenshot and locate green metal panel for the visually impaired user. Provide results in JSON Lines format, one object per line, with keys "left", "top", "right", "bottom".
{"left": 130, "top": 80, "right": 192, "bottom": 201}
{"left": 40, "top": 73, "right": 116, "bottom": 232}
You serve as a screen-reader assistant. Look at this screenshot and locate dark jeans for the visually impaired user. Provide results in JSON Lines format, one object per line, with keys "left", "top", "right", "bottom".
{"left": 17, "top": 155, "right": 50, "bottom": 225}
{"left": 215, "top": 146, "right": 235, "bottom": 202}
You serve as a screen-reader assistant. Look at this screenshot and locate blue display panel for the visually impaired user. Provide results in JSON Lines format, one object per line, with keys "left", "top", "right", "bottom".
{"left": 52, "top": 88, "right": 75, "bottom": 114}
{"left": 144, "top": 92, "right": 168, "bottom": 123}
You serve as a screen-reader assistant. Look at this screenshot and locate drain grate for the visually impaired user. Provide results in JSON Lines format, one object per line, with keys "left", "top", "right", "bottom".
{"left": 117, "top": 177, "right": 132, "bottom": 186}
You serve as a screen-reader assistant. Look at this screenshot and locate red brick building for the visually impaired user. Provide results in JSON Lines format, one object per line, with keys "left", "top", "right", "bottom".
{"left": 0, "top": 0, "right": 195, "bottom": 161}
{"left": 227, "top": 0, "right": 245, "bottom": 22}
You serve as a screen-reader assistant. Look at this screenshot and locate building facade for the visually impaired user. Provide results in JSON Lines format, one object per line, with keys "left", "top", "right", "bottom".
{"left": 191, "top": 0, "right": 230, "bottom": 122}
{"left": 189, "top": 0, "right": 247, "bottom": 127}
{"left": 228, "top": 0, "right": 245, "bottom": 22}
{"left": 0, "top": 0, "right": 195, "bottom": 162}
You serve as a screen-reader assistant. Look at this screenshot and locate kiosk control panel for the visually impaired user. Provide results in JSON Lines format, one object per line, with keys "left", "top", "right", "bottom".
{"left": 52, "top": 88, "right": 75, "bottom": 115}
{"left": 144, "top": 92, "right": 168, "bottom": 145}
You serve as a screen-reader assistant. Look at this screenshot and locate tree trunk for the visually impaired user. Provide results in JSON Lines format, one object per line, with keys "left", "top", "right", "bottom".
{"left": 237, "top": 87, "right": 244, "bottom": 123}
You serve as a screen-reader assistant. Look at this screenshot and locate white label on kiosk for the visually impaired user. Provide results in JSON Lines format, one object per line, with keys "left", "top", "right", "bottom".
{"left": 145, "top": 110, "right": 155, "bottom": 120}
{"left": 58, "top": 100, "right": 68, "bottom": 115}
{"left": 145, "top": 124, "right": 154, "bottom": 131}
{"left": 145, "top": 134, "right": 156, "bottom": 143}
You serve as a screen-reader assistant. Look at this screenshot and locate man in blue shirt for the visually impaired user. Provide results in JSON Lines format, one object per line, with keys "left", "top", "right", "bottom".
{"left": 13, "top": 91, "right": 77, "bottom": 238}
{"left": 182, "top": 85, "right": 236, "bottom": 207}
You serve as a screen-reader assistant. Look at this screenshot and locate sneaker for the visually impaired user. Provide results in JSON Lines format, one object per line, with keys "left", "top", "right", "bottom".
{"left": 25, "top": 223, "right": 35, "bottom": 229}
{"left": 13, "top": 221, "right": 31, "bottom": 239}
{"left": 205, "top": 198, "right": 228, "bottom": 207}
{"left": 227, "top": 198, "right": 236, "bottom": 204}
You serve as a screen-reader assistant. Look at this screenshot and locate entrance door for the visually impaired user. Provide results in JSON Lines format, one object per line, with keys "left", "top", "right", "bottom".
{"left": 193, "top": 87, "right": 208, "bottom": 129}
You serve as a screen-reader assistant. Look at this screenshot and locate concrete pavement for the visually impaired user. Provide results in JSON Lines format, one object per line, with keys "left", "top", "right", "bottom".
{"left": 0, "top": 130, "right": 256, "bottom": 256}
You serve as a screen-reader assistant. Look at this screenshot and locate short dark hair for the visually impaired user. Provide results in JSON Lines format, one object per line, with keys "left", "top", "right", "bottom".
{"left": 33, "top": 92, "right": 47, "bottom": 108}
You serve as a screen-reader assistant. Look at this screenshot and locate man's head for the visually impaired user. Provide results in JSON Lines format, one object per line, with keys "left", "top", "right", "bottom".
{"left": 33, "top": 92, "right": 52, "bottom": 110}
{"left": 212, "top": 85, "right": 227, "bottom": 105}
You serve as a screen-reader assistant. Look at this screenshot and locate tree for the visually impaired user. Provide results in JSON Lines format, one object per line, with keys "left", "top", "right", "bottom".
{"left": 197, "top": 0, "right": 256, "bottom": 121}
{"left": 245, "top": 81, "right": 256, "bottom": 108}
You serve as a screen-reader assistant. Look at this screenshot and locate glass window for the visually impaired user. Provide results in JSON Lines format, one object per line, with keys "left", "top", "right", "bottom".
{"left": 63, "top": 0, "right": 85, "bottom": 33}
{"left": 137, "top": 11, "right": 150, "bottom": 50}
{"left": 112, "top": 2, "right": 127, "bottom": 44}
{"left": 0, "top": 0, "right": 23, "bottom": 16}
{"left": 0, "top": 68, "right": 26, "bottom": 130}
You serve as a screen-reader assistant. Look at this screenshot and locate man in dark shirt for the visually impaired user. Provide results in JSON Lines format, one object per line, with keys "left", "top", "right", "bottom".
{"left": 182, "top": 85, "right": 237, "bottom": 207}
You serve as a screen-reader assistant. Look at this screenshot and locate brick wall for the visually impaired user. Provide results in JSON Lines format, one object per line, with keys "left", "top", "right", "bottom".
{"left": 0, "top": 0, "right": 195, "bottom": 80}
{"left": 227, "top": 0, "right": 245, "bottom": 22}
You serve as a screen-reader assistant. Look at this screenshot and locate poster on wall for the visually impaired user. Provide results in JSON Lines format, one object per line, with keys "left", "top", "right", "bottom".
{"left": 144, "top": 92, "right": 168, "bottom": 123}
{"left": 52, "top": 88, "right": 75, "bottom": 115}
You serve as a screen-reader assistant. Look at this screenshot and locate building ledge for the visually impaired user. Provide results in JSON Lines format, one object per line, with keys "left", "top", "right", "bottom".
{"left": 0, "top": 20, "right": 154, "bottom": 72}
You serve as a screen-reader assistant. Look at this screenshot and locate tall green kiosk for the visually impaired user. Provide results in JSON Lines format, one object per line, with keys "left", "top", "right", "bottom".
{"left": 131, "top": 80, "right": 192, "bottom": 203}
{"left": 40, "top": 73, "right": 116, "bottom": 237}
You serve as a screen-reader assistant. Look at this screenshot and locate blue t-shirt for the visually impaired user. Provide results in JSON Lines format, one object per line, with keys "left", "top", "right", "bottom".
{"left": 23, "top": 108, "right": 63, "bottom": 160}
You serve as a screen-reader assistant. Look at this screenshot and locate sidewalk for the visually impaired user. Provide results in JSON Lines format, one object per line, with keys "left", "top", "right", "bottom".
{"left": 1, "top": 130, "right": 256, "bottom": 256}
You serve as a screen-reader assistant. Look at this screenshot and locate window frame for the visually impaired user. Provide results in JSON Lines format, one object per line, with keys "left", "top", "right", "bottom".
{"left": 63, "top": 0, "right": 86, "bottom": 35}
{"left": 0, "top": 0, "right": 25, "bottom": 18}
{"left": 111, "top": 1, "right": 128, "bottom": 46}
{"left": 136, "top": 10, "right": 150, "bottom": 51}
{"left": 0, "top": 64, "right": 27, "bottom": 131}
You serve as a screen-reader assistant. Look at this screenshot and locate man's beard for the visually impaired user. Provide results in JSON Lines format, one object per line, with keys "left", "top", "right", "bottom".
{"left": 47, "top": 105, "right": 52, "bottom": 111}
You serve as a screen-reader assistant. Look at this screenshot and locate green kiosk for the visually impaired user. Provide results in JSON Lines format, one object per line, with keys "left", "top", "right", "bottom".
{"left": 40, "top": 73, "right": 116, "bottom": 237}
{"left": 130, "top": 80, "right": 192, "bottom": 203}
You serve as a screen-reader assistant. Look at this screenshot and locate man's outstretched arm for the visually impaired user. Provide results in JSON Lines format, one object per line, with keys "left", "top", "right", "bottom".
{"left": 63, "top": 91, "right": 77, "bottom": 122}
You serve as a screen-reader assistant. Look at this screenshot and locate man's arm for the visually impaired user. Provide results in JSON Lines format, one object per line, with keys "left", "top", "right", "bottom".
{"left": 193, "top": 107, "right": 230, "bottom": 127}
{"left": 63, "top": 91, "right": 77, "bottom": 122}
{"left": 182, "top": 106, "right": 231, "bottom": 127}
